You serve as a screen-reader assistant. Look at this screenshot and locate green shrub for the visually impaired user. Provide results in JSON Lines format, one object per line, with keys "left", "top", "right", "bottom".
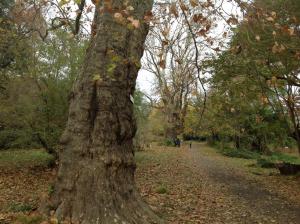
{"left": 218, "top": 147, "right": 261, "bottom": 160}
{"left": 0, "top": 129, "right": 39, "bottom": 150}
{"left": 257, "top": 152, "right": 300, "bottom": 168}
{"left": 155, "top": 184, "right": 168, "bottom": 194}
{"left": 158, "top": 139, "right": 175, "bottom": 147}
{"left": 48, "top": 184, "right": 55, "bottom": 196}
{"left": 0, "top": 149, "right": 55, "bottom": 169}
{"left": 257, "top": 158, "right": 276, "bottom": 168}
{"left": 8, "top": 203, "right": 33, "bottom": 212}
{"left": 269, "top": 152, "right": 300, "bottom": 164}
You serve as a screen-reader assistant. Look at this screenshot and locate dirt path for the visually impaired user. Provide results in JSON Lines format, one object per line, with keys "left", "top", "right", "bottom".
{"left": 136, "top": 143, "right": 300, "bottom": 224}
{"left": 187, "top": 143, "right": 300, "bottom": 223}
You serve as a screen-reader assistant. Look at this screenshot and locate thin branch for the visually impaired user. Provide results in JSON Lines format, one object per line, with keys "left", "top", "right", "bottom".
{"left": 180, "top": 3, "right": 207, "bottom": 124}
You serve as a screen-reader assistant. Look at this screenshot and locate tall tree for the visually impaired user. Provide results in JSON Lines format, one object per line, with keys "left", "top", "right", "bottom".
{"left": 143, "top": 3, "right": 195, "bottom": 141}
{"left": 47, "top": 1, "right": 160, "bottom": 223}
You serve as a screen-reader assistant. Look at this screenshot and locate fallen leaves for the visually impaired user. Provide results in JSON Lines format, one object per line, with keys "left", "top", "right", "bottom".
{"left": 1, "top": 145, "right": 300, "bottom": 223}
{"left": 272, "top": 41, "right": 286, "bottom": 54}
{"left": 135, "top": 144, "right": 300, "bottom": 223}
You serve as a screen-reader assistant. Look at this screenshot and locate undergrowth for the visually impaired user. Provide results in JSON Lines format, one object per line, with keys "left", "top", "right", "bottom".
{"left": 217, "top": 147, "right": 261, "bottom": 160}
{"left": 0, "top": 149, "right": 55, "bottom": 169}
{"left": 8, "top": 203, "right": 34, "bottom": 212}
{"left": 214, "top": 144, "right": 300, "bottom": 168}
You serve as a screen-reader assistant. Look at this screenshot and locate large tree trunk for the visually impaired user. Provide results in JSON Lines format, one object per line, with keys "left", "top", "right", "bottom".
{"left": 47, "top": 1, "right": 161, "bottom": 223}
{"left": 163, "top": 102, "right": 185, "bottom": 141}
{"left": 164, "top": 111, "right": 181, "bottom": 140}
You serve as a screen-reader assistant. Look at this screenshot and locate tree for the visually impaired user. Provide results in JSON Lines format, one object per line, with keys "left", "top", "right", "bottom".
{"left": 194, "top": 0, "right": 300, "bottom": 153}
{"left": 0, "top": 0, "right": 15, "bottom": 70}
{"left": 213, "top": 0, "right": 300, "bottom": 153}
{"left": 236, "top": 0, "right": 300, "bottom": 153}
{"left": 133, "top": 88, "right": 151, "bottom": 151}
{"left": 0, "top": 30, "right": 85, "bottom": 154}
{"left": 143, "top": 2, "right": 196, "bottom": 141}
{"left": 47, "top": 1, "right": 161, "bottom": 223}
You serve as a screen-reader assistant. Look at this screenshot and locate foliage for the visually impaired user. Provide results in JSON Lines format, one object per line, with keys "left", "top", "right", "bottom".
{"left": 8, "top": 203, "right": 34, "bottom": 212}
{"left": 160, "top": 139, "right": 175, "bottom": 147}
{"left": 185, "top": 0, "right": 300, "bottom": 155}
{"left": 258, "top": 152, "right": 300, "bottom": 168}
{"left": 0, "top": 149, "right": 55, "bottom": 169}
{"left": 0, "top": 30, "right": 87, "bottom": 151}
{"left": 147, "top": 108, "right": 166, "bottom": 138}
{"left": 155, "top": 184, "right": 168, "bottom": 194}
{"left": 133, "top": 88, "right": 152, "bottom": 150}
{"left": 217, "top": 146, "right": 261, "bottom": 160}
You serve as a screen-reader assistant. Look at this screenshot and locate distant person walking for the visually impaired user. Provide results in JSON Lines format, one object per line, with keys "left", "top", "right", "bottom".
{"left": 174, "top": 138, "right": 181, "bottom": 148}
{"left": 189, "top": 142, "right": 192, "bottom": 149}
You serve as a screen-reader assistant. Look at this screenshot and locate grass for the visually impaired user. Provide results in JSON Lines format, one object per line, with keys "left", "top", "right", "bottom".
{"left": 258, "top": 152, "right": 300, "bottom": 168}
{"left": 48, "top": 184, "right": 55, "bottom": 196}
{"left": 158, "top": 139, "right": 175, "bottom": 147}
{"left": 155, "top": 184, "right": 168, "bottom": 194}
{"left": 217, "top": 147, "right": 261, "bottom": 160}
{"left": 13, "top": 215, "right": 44, "bottom": 224}
{"left": 214, "top": 144, "right": 300, "bottom": 171}
{"left": 135, "top": 151, "right": 154, "bottom": 164}
{"left": 135, "top": 148, "right": 175, "bottom": 165}
{"left": 8, "top": 203, "right": 34, "bottom": 212}
{"left": 268, "top": 152, "right": 300, "bottom": 164}
{"left": 0, "top": 149, "right": 55, "bottom": 169}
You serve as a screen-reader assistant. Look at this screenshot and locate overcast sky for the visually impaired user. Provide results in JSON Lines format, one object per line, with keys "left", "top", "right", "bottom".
{"left": 137, "top": 0, "right": 241, "bottom": 95}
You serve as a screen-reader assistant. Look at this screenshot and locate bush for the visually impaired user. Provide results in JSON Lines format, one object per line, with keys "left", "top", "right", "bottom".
{"left": 0, "top": 129, "right": 39, "bottom": 150}
{"left": 158, "top": 139, "right": 175, "bottom": 147}
{"left": 257, "top": 152, "right": 300, "bottom": 168}
{"left": 257, "top": 158, "right": 276, "bottom": 168}
{"left": 0, "top": 149, "right": 55, "bottom": 169}
{"left": 218, "top": 147, "right": 261, "bottom": 160}
{"left": 269, "top": 152, "right": 300, "bottom": 164}
{"left": 155, "top": 184, "right": 168, "bottom": 194}
{"left": 8, "top": 203, "right": 33, "bottom": 212}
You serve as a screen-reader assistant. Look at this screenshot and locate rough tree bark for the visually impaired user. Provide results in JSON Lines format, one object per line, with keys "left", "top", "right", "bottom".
{"left": 163, "top": 91, "right": 189, "bottom": 141}
{"left": 47, "top": 1, "right": 162, "bottom": 223}
{"left": 164, "top": 106, "right": 183, "bottom": 140}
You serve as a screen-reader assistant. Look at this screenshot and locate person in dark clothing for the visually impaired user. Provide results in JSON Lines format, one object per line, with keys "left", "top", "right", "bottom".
{"left": 174, "top": 138, "right": 181, "bottom": 147}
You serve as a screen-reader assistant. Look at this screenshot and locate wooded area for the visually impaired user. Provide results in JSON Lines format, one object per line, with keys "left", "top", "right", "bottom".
{"left": 0, "top": 0, "right": 300, "bottom": 223}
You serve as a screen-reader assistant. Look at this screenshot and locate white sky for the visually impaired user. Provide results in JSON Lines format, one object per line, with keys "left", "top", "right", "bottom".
{"left": 137, "top": 69, "right": 154, "bottom": 94}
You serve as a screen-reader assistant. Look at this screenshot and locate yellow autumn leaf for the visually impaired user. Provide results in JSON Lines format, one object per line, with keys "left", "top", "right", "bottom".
{"left": 93, "top": 74, "right": 101, "bottom": 81}
{"left": 189, "top": 0, "right": 198, "bottom": 7}
{"left": 49, "top": 217, "right": 58, "bottom": 224}
{"left": 126, "top": 5, "right": 134, "bottom": 11}
{"left": 288, "top": 28, "right": 295, "bottom": 36}
{"left": 114, "top": 12, "right": 124, "bottom": 23}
